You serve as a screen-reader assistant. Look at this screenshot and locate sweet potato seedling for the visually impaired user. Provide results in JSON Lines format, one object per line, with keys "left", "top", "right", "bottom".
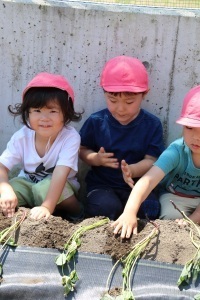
{"left": 55, "top": 217, "right": 109, "bottom": 296}
{"left": 170, "top": 200, "right": 200, "bottom": 289}
{"left": 0, "top": 209, "right": 27, "bottom": 276}
{"left": 101, "top": 220, "right": 159, "bottom": 300}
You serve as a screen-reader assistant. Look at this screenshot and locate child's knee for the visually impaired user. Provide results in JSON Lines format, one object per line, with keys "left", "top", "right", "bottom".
{"left": 31, "top": 179, "right": 50, "bottom": 205}
{"left": 159, "top": 202, "right": 183, "bottom": 219}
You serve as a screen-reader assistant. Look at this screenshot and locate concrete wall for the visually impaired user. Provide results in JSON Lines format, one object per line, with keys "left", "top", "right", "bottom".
{"left": 0, "top": 0, "right": 200, "bottom": 155}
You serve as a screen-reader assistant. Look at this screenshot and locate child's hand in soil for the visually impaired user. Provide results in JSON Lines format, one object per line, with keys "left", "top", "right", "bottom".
{"left": 0, "top": 189, "right": 18, "bottom": 218}
{"left": 111, "top": 211, "right": 138, "bottom": 239}
{"left": 30, "top": 206, "right": 50, "bottom": 220}
{"left": 175, "top": 218, "right": 187, "bottom": 227}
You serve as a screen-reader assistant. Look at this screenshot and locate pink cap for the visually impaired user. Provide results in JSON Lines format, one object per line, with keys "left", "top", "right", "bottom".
{"left": 22, "top": 72, "right": 74, "bottom": 102}
{"left": 176, "top": 85, "right": 200, "bottom": 127}
{"left": 100, "top": 56, "right": 149, "bottom": 93}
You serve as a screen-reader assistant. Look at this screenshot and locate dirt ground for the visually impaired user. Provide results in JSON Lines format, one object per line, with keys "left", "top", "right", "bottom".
{"left": 0, "top": 207, "right": 199, "bottom": 267}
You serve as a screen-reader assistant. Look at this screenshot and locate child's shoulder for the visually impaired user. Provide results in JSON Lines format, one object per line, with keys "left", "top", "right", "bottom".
{"left": 160, "top": 137, "right": 189, "bottom": 164}
{"left": 11, "top": 126, "right": 32, "bottom": 139}
{"left": 169, "top": 137, "right": 184, "bottom": 147}
{"left": 165, "top": 138, "right": 186, "bottom": 154}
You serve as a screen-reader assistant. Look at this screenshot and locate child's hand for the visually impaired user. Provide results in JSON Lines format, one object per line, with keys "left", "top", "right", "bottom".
{"left": 97, "top": 147, "right": 119, "bottom": 168}
{"left": 121, "top": 160, "right": 134, "bottom": 188}
{"left": 111, "top": 212, "right": 138, "bottom": 239}
{"left": 30, "top": 206, "right": 51, "bottom": 220}
{"left": 0, "top": 191, "right": 18, "bottom": 218}
{"left": 175, "top": 218, "right": 188, "bottom": 227}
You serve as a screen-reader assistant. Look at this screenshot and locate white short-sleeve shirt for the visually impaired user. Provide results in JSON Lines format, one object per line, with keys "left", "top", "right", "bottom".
{"left": 0, "top": 125, "right": 80, "bottom": 184}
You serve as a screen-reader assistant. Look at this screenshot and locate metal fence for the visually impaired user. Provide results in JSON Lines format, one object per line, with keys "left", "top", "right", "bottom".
{"left": 75, "top": 0, "right": 200, "bottom": 9}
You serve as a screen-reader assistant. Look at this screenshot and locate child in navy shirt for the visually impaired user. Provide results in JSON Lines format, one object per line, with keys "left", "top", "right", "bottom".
{"left": 79, "top": 56, "right": 164, "bottom": 220}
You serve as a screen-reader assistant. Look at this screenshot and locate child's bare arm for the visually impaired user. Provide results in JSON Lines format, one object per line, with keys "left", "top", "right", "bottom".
{"left": 121, "top": 155, "right": 156, "bottom": 188}
{"left": 30, "top": 165, "right": 71, "bottom": 220}
{"left": 188, "top": 205, "right": 200, "bottom": 224}
{"left": 0, "top": 163, "right": 18, "bottom": 217}
{"left": 128, "top": 154, "right": 157, "bottom": 178}
{"left": 111, "top": 166, "right": 165, "bottom": 238}
{"left": 79, "top": 145, "right": 119, "bottom": 168}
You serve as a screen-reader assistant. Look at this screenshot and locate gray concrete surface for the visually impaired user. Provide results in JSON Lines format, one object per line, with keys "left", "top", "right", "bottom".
{"left": 0, "top": 0, "right": 200, "bottom": 150}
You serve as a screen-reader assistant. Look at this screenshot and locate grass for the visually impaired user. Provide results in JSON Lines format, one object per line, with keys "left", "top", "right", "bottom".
{"left": 80, "top": 0, "right": 200, "bottom": 9}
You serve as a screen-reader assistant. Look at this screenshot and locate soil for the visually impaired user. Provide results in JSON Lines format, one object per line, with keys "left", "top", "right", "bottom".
{"left": 0, "top": 207, "right": 198, "bottom": 266}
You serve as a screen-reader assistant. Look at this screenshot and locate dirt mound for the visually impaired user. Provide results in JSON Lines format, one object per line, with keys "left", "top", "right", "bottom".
{"left": 0, "top": 208, "right": 197, "bottom": 266}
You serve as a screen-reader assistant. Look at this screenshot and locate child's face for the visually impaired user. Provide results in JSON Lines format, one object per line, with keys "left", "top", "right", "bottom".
{"left": 183, "top": 126, "right": 200, "bottom": 155}
{"left": 28, "top": 99, "right": 64, "bottom": 141}
{"left": 105, "top": 92, "right": 145, "bottom": 125}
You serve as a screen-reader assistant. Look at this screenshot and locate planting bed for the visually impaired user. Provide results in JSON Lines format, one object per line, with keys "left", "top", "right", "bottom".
{"left": 0, "top": 208, "right": 199, "bottom": 299}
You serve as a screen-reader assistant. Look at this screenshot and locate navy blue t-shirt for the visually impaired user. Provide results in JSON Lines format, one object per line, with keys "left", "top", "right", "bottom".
{"left": 80, "top": 108, "right": 164, "bottom": 191}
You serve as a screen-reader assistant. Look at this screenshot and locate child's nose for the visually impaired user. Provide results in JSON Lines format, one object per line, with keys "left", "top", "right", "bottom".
{"left": 192, "top": 132, "right": 200, "bottom": 141}
{"left": 117, "top": 103, "right": 125, "bottom": 112}
{"left": 194, "top": 136, "right": 200, "bottom": 141}
{"left": 40, "top": 112, "right": 49, "bottom": 119}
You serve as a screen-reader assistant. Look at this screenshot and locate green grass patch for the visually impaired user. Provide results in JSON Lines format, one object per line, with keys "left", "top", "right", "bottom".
{"left": 85, "top": 0, "right": 200, "bottom": 9}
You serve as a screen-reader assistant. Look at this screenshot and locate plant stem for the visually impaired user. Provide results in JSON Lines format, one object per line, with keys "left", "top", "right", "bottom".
{"left": 171, "top": 200, "right": 200, "bottom": 287}
{"left": 105, "top": 259, "right": 120, "bottom": 292}
{"left": 0, "top": 209, "right": 27, "bottom": 250}
{"left": 170, "top": 200, "right": 200, "bottom": 235}
{"left": 103, "top": 224, "right": 159, "bottom": 298}
{"left": 64, "top": 218, "right": 109, "bottom": 250}
{"left": 121, "top": 227, "right": 158, "bottom": 292}
{"left": 56, "top": 217, "right": 110, "bottom": 296}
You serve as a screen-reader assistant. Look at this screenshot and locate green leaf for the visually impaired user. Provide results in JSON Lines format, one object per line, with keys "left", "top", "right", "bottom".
{"left": 55, "top": 253, "right": 67, "bottom": 266}
{"left": 193, "top": 268, "right": 199, "bottom": 281}
{"left": 61, "top": 275, "right": 76, "bottom": 296}
{"left": 56, "top": 218, "right": 110, "bottom": 296}
{"left": 66, "top": 240, "right": 78, "bottom": 253}
{"left": 60, "top": 270, "right": 79, "bottom": 296}
{"left": 65, "top": 240, "right": 78, "bottom": 262}
{"left": 7, "top": 237, "right": 17, "bottom": 247}
{"left": 123, "top": 290, "right": 135, "bottom": 300}
{"left": 63, "top": 282, "right": 73, "bottom": 296}
{"left": 75, "top": 237, "right": 81, "bottom": 247}
{"left": 177, "top": 263, "right": 193, "bottom": 286}
{"left": 61, "top": 275, "right": 71, "bottom": 286}
{"left": 66, "top": 249, "right": 77, "bottom": 262}
{"left": 69, "top": 270, "right": 79, "bottom": 284}
{"left": 194, "top": 293, "right": 200, "bottom": 300}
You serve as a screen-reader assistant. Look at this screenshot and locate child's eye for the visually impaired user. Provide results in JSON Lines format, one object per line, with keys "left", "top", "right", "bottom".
{"left": 32, "top": 109, "right": 41, "bottom": 113}
{"left": 50, "top": 110, "right": 59, "bottom": 113}
{"left": 186, "top": 126, "right": 192, "bottom": 130}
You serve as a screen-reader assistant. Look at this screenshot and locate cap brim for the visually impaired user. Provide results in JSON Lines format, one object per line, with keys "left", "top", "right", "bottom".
{"left": 102, "top": 85, "right": 147, "bottom": 93}
{"left": 176, "top": 117, "right": 200, "bottom": 127}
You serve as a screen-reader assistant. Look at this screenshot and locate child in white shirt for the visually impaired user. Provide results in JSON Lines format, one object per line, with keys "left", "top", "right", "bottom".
{"left": 0, "top": 72, "right": 83, "bottom": 221}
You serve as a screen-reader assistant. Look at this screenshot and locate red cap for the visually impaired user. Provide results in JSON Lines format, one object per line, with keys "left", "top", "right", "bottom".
{"left": 100, "top": 56, "right": 148, "bottom": 93}
{"left": 22, "top": 72, "right": 74, "bottom": 102}
{"left": 176, "top": 85, "right": 200, "bottom": 127}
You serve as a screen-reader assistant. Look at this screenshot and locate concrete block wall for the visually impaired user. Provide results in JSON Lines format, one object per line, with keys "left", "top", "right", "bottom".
{"left": 0, "top": 0, "right": 200, "bottom": 151}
